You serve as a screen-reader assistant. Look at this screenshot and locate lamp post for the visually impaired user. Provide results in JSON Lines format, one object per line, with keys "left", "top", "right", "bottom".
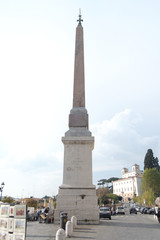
{"left": 0, "top": 182, "right": 5, "bottom": 201}
{"left": 121, "top": 190, "right": 124, "bottom": 203}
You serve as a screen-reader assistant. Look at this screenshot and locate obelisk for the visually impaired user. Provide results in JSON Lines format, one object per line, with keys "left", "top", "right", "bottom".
{"left": 54, "top": 12, "right": 99, "bottom": 224}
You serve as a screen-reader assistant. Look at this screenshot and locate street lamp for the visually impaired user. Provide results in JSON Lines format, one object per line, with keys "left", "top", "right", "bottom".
{"left": 0, "top": 182, "right": 5, "bottom": 201}
{"left": 121, "top": 190, "right": 124, "bottom": 203}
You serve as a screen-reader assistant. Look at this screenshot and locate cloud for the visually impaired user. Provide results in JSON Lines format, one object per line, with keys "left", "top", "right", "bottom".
{"left": 91, "top": 109, "right": 160, "bottom": 175}
{"left": 1, "top": 108, "right": 160, "bottom": 197}
{"left": 0, "top": 142, "right": 64, "bottom": 198}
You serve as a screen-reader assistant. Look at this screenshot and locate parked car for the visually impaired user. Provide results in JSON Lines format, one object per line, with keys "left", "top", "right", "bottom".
{"left": 130, "top": 208, "right": 137, "bottom": 214}
{"left": 135, "top": 206, "right": 140, "bottom": 212}
{"left": 99, "top": 207, "right": 111, "bottom": 220}
{"left": 116, "top": 206, "right": 125, "bottom": 215}
{"left": 147, "top": 208, "right": 155, "bottom": 214}
{"left": 140, "top": 207, "right": 145, "bottom": 214}
{"left": 141, "top": 207, "right": 150, "bottom": 214}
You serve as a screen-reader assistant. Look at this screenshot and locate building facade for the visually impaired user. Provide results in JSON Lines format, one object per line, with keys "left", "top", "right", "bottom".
{"left": 113, "top": 164, "right": 143, "bottom": 202}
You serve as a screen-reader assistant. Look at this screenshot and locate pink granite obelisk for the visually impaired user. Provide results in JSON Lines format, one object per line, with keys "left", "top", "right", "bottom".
{"left": 68, "top": 13, "right": 88, "bottom": 131}
{"left": 54, "top": 12, "right": 99, "bottom": 224}
{"left": 73, "top": 17, "right": 85, "bottom": 109}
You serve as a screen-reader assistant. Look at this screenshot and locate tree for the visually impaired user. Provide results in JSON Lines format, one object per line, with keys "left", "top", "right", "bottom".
{"left": 144, "top": 149, "right": 160, "bottom": 171}
{"left": 101, "top": 194, "right": 109, "bottom": 205}
{"left": 97, "top": 177, "right": 119, "bottom": 193}
{"left": 107, "top": 177, "right": 119, "bottom": 193}
{"left": 26, "top": 199, "right": 38, "bottom": 209}
{"left": 142, "top": 168, "right": 160, "bottom": 198}
{"left": 96, "top": 187, "right": 119, "bottom": 205}
{"left": 2, "top": 196, "right": 14, "bottom": 204}
{"left": 97, "top": 187, "right": 109, "bottom": 205}
{"left": 153, "top": 157, "right": 160, "bottom": 171}
{"left": 107, "top": 177, "right": 119, "bottom": 182}
{"left": 142, "top": 189, "right": 155, "bottom": 206}
{"left": 118, "top": 196, "right": 122, "bottom": 201}
{"left": 107, "top": 193, "right": 119, "bottom": 203}
{"left": 97, "top": 179, "right": 108, "bottom": 187}
{"left": 97, "top": 187, "right": 109, "bottom": 199}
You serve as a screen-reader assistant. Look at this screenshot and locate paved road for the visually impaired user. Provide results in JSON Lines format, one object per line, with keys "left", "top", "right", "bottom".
{"left": 26, "top": 213, "right": 160, "bottom": 240}
{"left": 97, "top": 214, "right": 160, "bottom": 240}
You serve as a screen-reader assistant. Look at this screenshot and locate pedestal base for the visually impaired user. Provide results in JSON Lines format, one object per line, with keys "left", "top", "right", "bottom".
{"left": 54, "top": 187, "right": 99, "bottom": 224}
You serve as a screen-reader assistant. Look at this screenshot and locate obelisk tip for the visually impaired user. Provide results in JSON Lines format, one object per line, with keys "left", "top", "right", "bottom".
{"left": 77, "top": 9, "right": 83, "bottom": 25}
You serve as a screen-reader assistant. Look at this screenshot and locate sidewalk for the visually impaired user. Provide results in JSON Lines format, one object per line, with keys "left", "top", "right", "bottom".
{"left": 26, "top": 221, "right": 58, "bottom": 240}
{"left": 26, "top": 221, "right": 99, "bottom": 240}
{"left": 69, "top": 225, "right": 98, "bottom": 239}
{"left": 26, "top": 214, "right": 159, "bottom": 240}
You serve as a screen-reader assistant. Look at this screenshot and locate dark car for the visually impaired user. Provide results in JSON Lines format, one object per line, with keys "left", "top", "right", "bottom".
{"left": 141, "top": 207, "right": 150, "bottom": 214}
{"left": 147, "top": 208, "right": 155, "bottom": 214}
{"left": 140, "top": 207, "right": 145, "bottom": 214}
{"left": 99, "top": 207, "right": 111, "bottom": 220}
{"left": 130, "top": 208, "right": 137, "bottom": 214}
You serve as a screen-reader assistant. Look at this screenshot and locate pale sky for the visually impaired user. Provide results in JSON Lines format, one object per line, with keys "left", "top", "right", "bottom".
{"left": 0, "top": 0, "right": 160, "bottom": 198}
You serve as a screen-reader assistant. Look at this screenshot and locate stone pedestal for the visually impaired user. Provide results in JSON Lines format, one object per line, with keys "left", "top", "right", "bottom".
{"left": 54, "top": 133, "right": 99, "bottom": 224}
{"left": 54, "top": 187, "right": 99, "bottom": 224}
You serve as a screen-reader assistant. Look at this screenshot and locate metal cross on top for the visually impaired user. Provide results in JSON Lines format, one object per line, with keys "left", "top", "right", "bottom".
{"left": 77, "top": 9, "right": 83, "bottom": 25}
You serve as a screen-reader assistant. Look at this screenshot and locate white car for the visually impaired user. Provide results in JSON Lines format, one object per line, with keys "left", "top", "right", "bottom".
{"left": 116, "top": 206, "right": 125, "bottom": 215}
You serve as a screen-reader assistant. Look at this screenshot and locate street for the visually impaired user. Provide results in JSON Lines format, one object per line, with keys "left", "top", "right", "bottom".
{"left": 96, "top": 213, "right": 160, "bottom": 240}
{"left": 26, "top": 213, "right": 160, "bottom": 240}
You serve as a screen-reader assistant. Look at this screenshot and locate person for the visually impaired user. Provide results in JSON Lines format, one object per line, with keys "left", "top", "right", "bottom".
{"left": 27, "top": 210, "right": 30, "bottom": 221}
{"left": 155, "top": 205, "right": 158, "bottom": 215}
{"left": 44, "top": 207, "right": 49, "bottom": 216}
{"left": 44, "top": 207, "right": 49, "bottom": 222}
{"left": 37, "top": 209, "right": 42, "bottom": 221}
{"left": 38, "top": 207, "right": 49, "bottom": 223}
{"left": 155, "top": 205, "right": 160, "bottom": 223}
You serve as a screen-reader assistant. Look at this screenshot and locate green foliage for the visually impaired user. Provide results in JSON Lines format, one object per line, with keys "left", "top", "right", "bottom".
{"left": 26, "top": 199, "right": 38, "bottom": 209}
{"left": 144, "top": 149, "right": 160, "bottom": 171}
{"left": 97, "top": 179, "right": 108, "bottom": 186}
{"left": 101, "top": 194, "right": 109, "bottom": 205}
{"left": 97, "top": 187, "right": 109, "bottom": 198}
{"left": 154, "top": 157, "right": 160, "bottom": 170}
{"left": 142, "top": 168, "right": 160, "bottom": 196}
{"left": 132, "top": 195, "right": 138, "bottom": 203}
{"left": 133, "top": 195, "right": 144, "bottom": 205}
{"left": 97, "top": 187, "right": 109, "bottom": 205}
{"left": 134, "top": 168, "right": 160, "bottom": 206}
{"left": 132, "top": 191, "right": 155, "bottom": 206}
{"left": 2, "top": 196, "right": 14, "bottom": 204}
{"left": 96, "top": 187, "right": 119, "bottom": 205}
{"left": 118, "top": 196, "right": 122, "bottom": 201}
{"left": 107, "top": 177, "right": 119, "bottom": 182}
{"left": 107, "top": 193, "right": 119, "bottom": 203}
{"left": 97, "top": 177, "right": 119, "bottom": 193}
{"left": 98, "top": 177, "right": 119, "bottom": 185}
{"left": 142, "top": 189, "right": 155, "bottom": 206}
{"left": 53, "top": 201, "right": 56, "bottom": 209}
